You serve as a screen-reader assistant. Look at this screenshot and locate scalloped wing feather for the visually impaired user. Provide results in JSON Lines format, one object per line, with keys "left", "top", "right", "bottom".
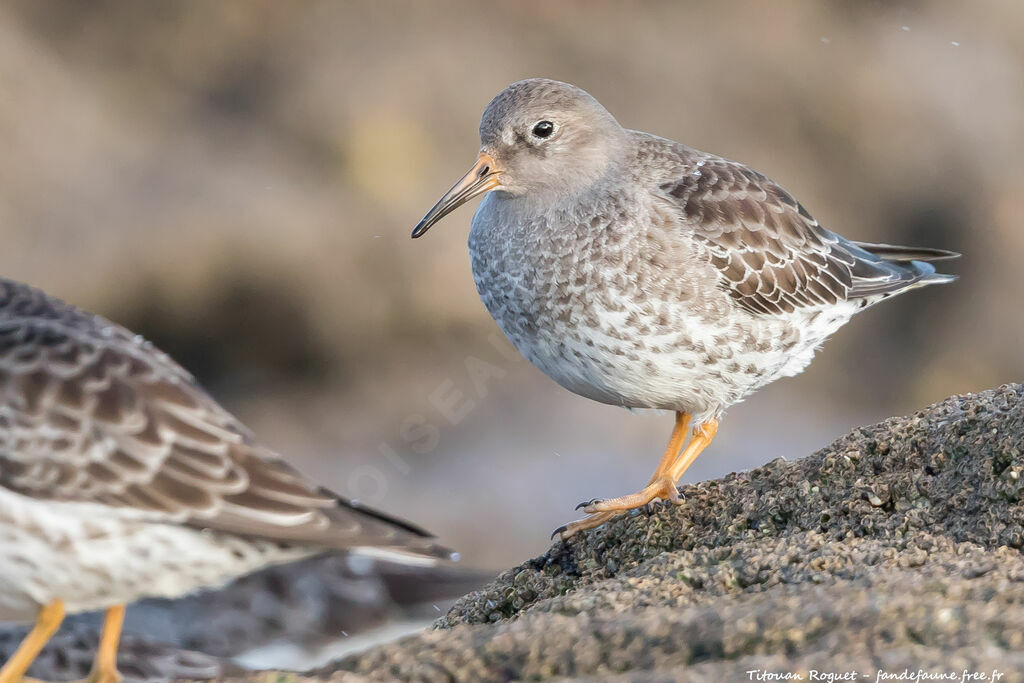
{"left": 657, "top": 152, "right": 956, "bottom": 316}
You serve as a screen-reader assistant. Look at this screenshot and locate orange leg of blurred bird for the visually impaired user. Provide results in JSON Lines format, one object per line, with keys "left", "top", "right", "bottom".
{"left": 0, "top": 599, "right": 65, "bottom": 683}
{"left": 556, "top": 414, "right": 719, "bottom": 539}
{"left": 85, "top": 605, "right": 125, "bottom": 683}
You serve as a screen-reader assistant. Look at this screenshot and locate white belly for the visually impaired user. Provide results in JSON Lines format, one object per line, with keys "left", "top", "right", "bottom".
{"left": 0, "top": 487, "right": 312, "bottom": 621}
{"left": 490, "top": 296, "right": 860, "bottom": 424}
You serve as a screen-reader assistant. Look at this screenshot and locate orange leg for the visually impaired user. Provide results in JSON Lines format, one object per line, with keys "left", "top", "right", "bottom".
{"left": 556, "top": 414, "right": 719, "bottom": 539}
{"left": 86, "top": 605, "right": 125, "bottom": 683}
{"left": 582, "top": 419, "right": 718, "bottom": 514}
{"left": 0, "top": 599, "right": 65, "bottom": 683}
{"left": 645, "top": 412, "right": 692, "bottom": 485}
{"left": 666, "top": 420, "right": 718, "bottom": 482}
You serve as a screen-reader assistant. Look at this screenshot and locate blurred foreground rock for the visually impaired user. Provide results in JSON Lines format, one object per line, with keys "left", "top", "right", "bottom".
{"left": 263, "top": 384, "right": 1024, "bottom": 681}
{"left": 0, "top": 558, "right": 489, "bottom": 680}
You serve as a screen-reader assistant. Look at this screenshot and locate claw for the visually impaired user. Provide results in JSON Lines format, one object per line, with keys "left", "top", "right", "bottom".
{"left": 551, "top": 524, "right": 568, "bottom": 540}
{"left": 553, "top": 510, "right": 620, "bottom": 539}
{"left": 574, "top": 498, "right": 600, "bottom": 511}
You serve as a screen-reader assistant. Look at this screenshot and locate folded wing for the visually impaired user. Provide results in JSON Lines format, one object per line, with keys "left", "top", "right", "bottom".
{"left": 658, "top": 153, "right": 958, "bottom": 316}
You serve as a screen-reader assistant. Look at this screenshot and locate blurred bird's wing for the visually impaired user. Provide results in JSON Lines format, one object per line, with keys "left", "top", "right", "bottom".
{"left": 657, "top": 150, "right": 957, "bottom": 316}
{"left": 0, "top": 279, "right": 452, "bottom": 563}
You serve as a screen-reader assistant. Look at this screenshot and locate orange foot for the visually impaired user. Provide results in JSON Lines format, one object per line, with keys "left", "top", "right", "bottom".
{"left": 552, "top": 510, "right": 621, "bottom": 539}
{"left": 553, "top": 415, "right": 718, "bottom": 540}
{"left": 555, "top": 476, "right": 681, "bottom": 539}
{"left": 576, "top": 475, "right": 682, "bottom": 513}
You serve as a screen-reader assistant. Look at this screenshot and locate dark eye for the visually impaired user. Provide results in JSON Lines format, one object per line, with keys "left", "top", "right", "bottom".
{"left": 531, "top": 120, "right": 555, "bottom": 139}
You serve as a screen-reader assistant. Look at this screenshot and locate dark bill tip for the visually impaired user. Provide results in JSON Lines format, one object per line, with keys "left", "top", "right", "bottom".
{"left": 411, "top": 220, "right": 430, "bottom": 239}
{"left": 411, "top": 153, "right": 500, "bottom": 239}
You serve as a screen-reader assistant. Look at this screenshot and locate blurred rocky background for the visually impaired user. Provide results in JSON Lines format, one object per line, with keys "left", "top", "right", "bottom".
{"left": 0, "top": 0, "right": 1020, "bottom": 668}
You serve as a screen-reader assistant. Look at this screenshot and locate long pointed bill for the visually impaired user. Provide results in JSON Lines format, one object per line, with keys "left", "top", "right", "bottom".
{"left": 412, "top": 153, "right": 501, "bottom": 238}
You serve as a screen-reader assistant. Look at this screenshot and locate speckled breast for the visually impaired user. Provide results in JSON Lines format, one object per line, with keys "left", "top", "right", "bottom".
{"left": 467, "top": 191, "right": 762, "bottom": 414}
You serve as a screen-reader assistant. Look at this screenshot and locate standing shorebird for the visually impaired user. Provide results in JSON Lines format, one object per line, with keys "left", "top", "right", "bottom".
{"left": 412, "top": 78, "right": 958, "bottom": 538}
{"left": 0, "top": 279, "right": 453, "bottom": 682}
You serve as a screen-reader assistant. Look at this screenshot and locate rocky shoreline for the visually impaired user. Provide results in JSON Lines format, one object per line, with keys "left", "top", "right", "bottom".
{"left": 304, "top": 384, "right": 1024, "bottom": 681}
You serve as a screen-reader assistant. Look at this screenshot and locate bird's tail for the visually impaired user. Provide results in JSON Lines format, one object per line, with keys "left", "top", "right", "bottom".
{"left": 898, "top": 259, "right": 959, "bottom": 290}
{"left": 852, "top": 240, "right": 960, "bottom": 263}
{"left": 856, "top": 240, "right": 959, "bottom": 284}
{"left": 846, "top": 240, "right": 959, "bottom": 301}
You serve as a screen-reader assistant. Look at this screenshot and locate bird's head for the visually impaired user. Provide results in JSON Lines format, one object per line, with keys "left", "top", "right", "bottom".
{"left": 412, "top": 79, "right": 627, "bottom": 238}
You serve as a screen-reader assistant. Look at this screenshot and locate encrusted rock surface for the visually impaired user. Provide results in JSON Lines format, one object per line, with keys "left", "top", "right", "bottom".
{"left": 284, "top": 385, "right": 1024, "bottom": 681}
